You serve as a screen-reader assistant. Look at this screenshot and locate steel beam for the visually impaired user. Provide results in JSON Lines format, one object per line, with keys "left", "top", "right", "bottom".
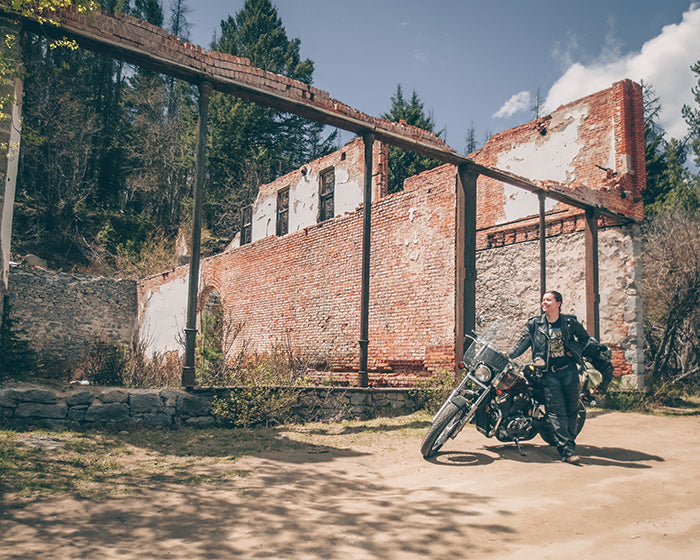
{"left": 1, "top": 5, "right": 638, "bottom": 224}
{"left": 539, "top": 193, "right": 547, "bottom": 299}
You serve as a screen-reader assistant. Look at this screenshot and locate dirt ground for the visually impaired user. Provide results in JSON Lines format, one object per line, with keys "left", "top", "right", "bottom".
{"left": 2, "top": 410, "right": 699, "bottom": 559}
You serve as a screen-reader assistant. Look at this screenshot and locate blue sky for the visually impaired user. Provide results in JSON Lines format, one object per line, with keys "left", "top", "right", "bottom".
{"left": 181, "top": 0, "right": 700, "bottom": 153}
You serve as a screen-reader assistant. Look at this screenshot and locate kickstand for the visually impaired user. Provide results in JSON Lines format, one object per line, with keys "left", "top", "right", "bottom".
{"left": 514, "top": 438, "right": 527, "bottom": 456}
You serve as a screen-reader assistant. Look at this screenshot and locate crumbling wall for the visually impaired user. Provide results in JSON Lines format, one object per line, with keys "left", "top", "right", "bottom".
{"left": 140, "top": 162, "right": 459, "bottom": 378}
{"left": 139, "top": 81, "right": 646, "bottom": 385}
{"left": 230, "top": 138, "right": 388, "bottom": 248}
{"left": 472, "top": 79, "right": 645, "bottom": 248}
{"left": 467, "top": 79, "right": 646, "bottom": 386}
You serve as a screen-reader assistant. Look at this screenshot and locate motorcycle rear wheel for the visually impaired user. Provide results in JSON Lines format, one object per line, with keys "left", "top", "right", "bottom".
{"left": 420, "top": 402, "right": 465, "bottom": 458}
{"left": 539, "top": 401, "right": 587, "bottom": 446}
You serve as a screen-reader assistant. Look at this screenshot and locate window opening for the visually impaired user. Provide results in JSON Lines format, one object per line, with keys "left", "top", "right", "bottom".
{"left": 276, "top": 187, "right": 289, "bottom": 236}
{"left": 319, "top": 168, "right": 335, "bottom": 222}
{"left": 240, "top": 205, "right": 252, "bottom": 245}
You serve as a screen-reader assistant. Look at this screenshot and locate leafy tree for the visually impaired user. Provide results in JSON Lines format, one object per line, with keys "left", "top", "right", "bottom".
{"left": 122, "top": 0, "right": 196, "bottom": 231}
{"left": 12, "top": 0, "right": 199, "bottom": 273}
{"left": 641, "top": 62, "right": 700, "bottom": 399}
{"left": 16, "top": 33, "right": 109, "bottom": 268}
{"left": 168, "top": 0, "right": 192, "bottom": 40}
{"left": 381, "top": 84, "right": 442, "bottom": 193}
{"left": 206, "top": 0, "right": 336, "bottom": 245}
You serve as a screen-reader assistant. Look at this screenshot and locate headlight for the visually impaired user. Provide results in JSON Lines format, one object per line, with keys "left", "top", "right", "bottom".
{"left": 474, "top": 364, "right": 492, "bottom": 383}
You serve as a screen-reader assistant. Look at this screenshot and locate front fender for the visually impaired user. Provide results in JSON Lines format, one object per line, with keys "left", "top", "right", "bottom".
{"left": 450, "top": 395, "right": 469, "bottom": 409}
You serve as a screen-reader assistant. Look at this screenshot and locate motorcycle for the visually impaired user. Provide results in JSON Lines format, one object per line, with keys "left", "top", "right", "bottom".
{"left": 420, "top": 334, "right": 598, "bottom": 459}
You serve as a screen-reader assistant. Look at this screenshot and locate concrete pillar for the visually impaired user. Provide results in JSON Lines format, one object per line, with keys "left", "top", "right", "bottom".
{"left": 0, "top": 20, "right": 23, "bottom": 317}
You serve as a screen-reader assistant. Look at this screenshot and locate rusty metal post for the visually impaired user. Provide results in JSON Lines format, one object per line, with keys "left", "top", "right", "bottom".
{"left": 182, "top": 80, "right": 212, "bottom": 388}
{"left": 538, "top": 192, "right": 547, "bottom": 300}
{"left": 458, "top": 164, "right": 478, "bottom": 340}
{"left": 358, "top": 133, "right": 375, "bottom": 388}
{"left": 584, "top": 208, "right": 600, "bottom": 339}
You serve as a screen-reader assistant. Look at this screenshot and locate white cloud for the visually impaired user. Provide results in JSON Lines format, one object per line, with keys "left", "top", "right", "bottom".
{"left": 544, "top": 5, "right": 700, "bottom": 139}
{"left": 493, "top": 90, "right": 531, "bottom": 119}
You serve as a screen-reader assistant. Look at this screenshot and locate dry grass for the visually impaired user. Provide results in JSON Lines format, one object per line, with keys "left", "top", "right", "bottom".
{"left": 0, "top": 414, "right": 431, "bottom": 503}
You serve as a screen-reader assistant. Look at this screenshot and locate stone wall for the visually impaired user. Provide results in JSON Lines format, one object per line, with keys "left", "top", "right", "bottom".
{"left": 0, "top": 385, "right": 424, "bottom": 427}
{"left": 475, "top": 225, "right": 644, "bottom": 387}
{"left": 6, "top": 267, "right": 138, "bottom": 363}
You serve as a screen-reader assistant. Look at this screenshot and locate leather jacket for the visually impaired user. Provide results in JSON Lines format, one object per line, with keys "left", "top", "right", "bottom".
{"left": 509, "top": 313, "right": 590, "bottom": 371}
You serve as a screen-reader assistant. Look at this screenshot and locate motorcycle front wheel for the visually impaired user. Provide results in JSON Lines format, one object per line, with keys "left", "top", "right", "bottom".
{"left": 420, "top": 402, "right": 465, "bottom": 458}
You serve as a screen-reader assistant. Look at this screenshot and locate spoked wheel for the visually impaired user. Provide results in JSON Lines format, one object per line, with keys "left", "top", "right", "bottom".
{"left": 539, "top": 400, "right": 587, "bottom": 446}
{"left": 420, "top": 402, "right": 466, "bottom": 458}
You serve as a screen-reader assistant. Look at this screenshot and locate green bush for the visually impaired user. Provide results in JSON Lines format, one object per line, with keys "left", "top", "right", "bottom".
{"left": 602, "top": 390, "right": 648, "bottom": 412}
{"left": 207, "top": 337, "right": 331, "bottom": 426}
{"left": 408, "top": 369, "right": 457, "bottom": 414}
{"left": 78, "top": 342, "right": 130, "bottom": 386}
{"left": 211, "top": 384, "right": 303, "bottom": 428}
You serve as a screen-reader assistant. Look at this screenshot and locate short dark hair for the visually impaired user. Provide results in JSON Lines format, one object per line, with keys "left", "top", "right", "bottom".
{"left": 546, "top": 290, "right": 563, "bottom": 304}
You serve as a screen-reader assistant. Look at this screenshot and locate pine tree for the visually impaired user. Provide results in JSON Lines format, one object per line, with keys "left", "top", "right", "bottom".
{"left": 464, "top": 122, "right": 478, "bottom": 155}
{"left": 206, "top": 0, "right": 336, "bottom": 244}
{"left": 682, "top": 60, "right": 700, "bottom": 168}
{"left": 381, "top": 84, "right": 442, "bottom": 193}
{"left": 643, "top": 79, "right": 699, "bottom": 214}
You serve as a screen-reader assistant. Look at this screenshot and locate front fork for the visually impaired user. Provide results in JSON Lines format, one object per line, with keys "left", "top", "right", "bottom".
{"left": 432, "top": 371, "right": 493, "bottom": 438}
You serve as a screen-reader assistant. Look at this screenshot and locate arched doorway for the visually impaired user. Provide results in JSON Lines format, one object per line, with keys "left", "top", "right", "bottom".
{"left": 197, "top": 288, "right": 224, "bottom": 383}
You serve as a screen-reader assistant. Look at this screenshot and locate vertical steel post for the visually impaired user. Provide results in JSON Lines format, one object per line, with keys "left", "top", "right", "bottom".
{"left": 358, "top": 133, "right": 374, "bottom": 388}
{"left": 584, "top": 208, "right": 601, "bottom": 339}
{"left": 182, "top": 80, "right": 212, "bottom": 388}
{"left": 538, "top": 192, "right": 547, "bottom": 300}
{"left": 458, "top": 164, "right": 478, "bottom": 340}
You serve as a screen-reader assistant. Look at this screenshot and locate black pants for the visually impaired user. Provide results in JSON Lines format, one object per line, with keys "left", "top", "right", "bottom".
{"left": 542, "top": 365, "right": 580, "bottom": 458}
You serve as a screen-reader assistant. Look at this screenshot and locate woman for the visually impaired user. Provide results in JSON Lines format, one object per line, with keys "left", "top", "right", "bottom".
{"left": 509, "top": 291, "right": 590, "bottom": 464}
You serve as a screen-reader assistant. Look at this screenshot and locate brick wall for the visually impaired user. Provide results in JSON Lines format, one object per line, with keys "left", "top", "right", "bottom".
{"left": 471, "top": 79, "right": 645, "bottom": 249}
{"left": 197, "top": 163, "right": 459, "bottom": 378}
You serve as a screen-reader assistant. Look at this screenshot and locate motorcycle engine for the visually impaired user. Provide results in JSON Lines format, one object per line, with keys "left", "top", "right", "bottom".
{"left": 496, "top": 392, "right": 535, "bottom": 441}
{"left": 499, "top": 415, "right": 533, "bottom": 440}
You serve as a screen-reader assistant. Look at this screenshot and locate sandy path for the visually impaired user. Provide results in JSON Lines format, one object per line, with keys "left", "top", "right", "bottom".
{"left": 2, "top": 411, "right": 699, "bottom": 559}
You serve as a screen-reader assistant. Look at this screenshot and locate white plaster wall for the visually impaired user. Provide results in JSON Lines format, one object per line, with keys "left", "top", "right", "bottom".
{"left": 140, "top": 274, "right": 189, "bottom": 356}
{"left": 289, "top": 172, "right": 319, "bottom": 232}
{"left": 495, "top": 105, "right": 612, "bottom": 224}
{"left": 334, "top": 167, "right": 362, "bottom": 217}
{"left": 235, "top": 164, "right": 364, "bottom": 245}
{"left": 252, "top": 194, "right": 276, "bottom": 240}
